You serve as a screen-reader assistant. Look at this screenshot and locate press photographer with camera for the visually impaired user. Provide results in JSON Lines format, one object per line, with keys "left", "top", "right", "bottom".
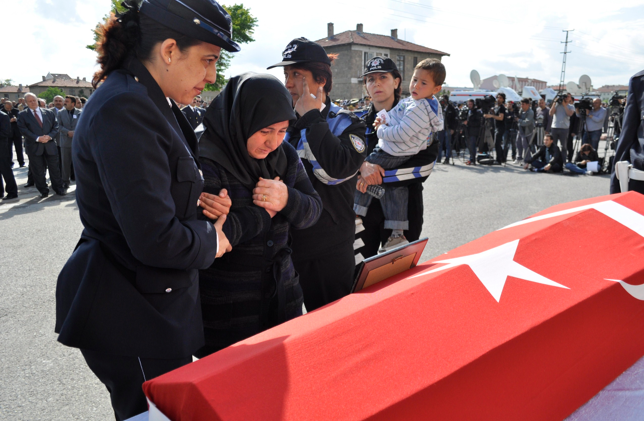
{"left": 576, "top": 98, "right": 606, "bottom": 150}
{"left": 611, "top": 70, "right": 644, "bottom": 194}
{"left": 504, "top": 102, "right": 518, "bottom": 162}
{"left": 536, "top": 98, "right": 551, "bottom": 135}
{"left": 483, "top": 93, "right": 506, "bottom": 165}
{"left": 463, "top": 99, "right": 483, "bottom": 165}
{"left": 549, "top": 93, "right": 575, "bottom": 163}
{"left": 437, "top": 95, "right": 457, "bottom": 164}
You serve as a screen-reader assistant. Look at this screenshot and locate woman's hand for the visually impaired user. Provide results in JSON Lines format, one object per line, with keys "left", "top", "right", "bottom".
{"left": 213, "top": 214, "right": 232, "bottom": 257}
{"left": 359, "top": 162, "right": 385, "bottom": 187}
{"left": 198, "top": 189, "right": 231, "bottom": 220}
{"left": 294, "top": 77, "right": 324, "bottom": 116}
{"left": 253, "top": 177, "right": 288, "bottom": 214}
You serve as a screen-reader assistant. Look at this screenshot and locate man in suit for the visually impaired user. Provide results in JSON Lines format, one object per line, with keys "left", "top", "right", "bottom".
{"left": 57, "top": 96, "right": 81, "bottom": 189}
{"left": 17, "top": 93, "right": 66, "bottom": 198}
{"left": 51, "top": 95, "right": 65, "bottom": 171}
{"left": 181, "top": 96, "right": 205, "bottom": 129}
{"left": 3, "top": 101, "right": 25, "bottom": 168}
{"left": 0, "top": 108, "right": 18, "bottom": 200}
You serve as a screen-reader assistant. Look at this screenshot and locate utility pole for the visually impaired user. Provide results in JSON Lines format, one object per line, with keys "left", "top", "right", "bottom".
{"left": 558, "top": 29, "right": 574, "bottom": 92}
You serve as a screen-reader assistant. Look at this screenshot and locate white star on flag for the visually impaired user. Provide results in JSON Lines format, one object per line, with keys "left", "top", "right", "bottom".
{"left": 411, "top": 240, "right": 569, "bottom": 302}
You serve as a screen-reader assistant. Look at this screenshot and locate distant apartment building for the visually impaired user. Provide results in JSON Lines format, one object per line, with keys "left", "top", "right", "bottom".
{"left": 28, "top": 73, "right": 94, "bottom": 98}
{"left": 316, "top": 23, "right": 449, "bottom": 100}
{"left": 0, "top": 84, "right": 30, "bottom": 101}
{"left": 596, "top": 85, "right": 629, "bottom": 102}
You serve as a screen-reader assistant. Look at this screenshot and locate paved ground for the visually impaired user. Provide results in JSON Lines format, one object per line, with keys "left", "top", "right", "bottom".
{"left": 0, "top": 154, "right": 611, "bottom": 420}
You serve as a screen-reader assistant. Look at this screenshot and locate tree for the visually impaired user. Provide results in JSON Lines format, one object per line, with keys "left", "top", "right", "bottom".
{"left": 38, "top": 87, "right": 66, "bottom": 104}
{"left": 205, "top": 4, "right": 258, "bottom": 92}
{"left": 2, "top": 79, "right": 13, "bottom": 87}
{"left": 87, "top": 2, "right": 258, "bottom": 92}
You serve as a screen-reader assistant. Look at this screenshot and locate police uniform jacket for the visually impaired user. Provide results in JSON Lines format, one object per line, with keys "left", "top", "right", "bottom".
{"left": 612, "top": 70, "right": 644, "bottom": 193}
{"left": 55, "top": 57, "right": 219, "bottom": 359}
{"left": 182, "top": 105, "right": 205, "bottom": 129}
{"left": 286, "top": 97, "right": 366, "bottom": 260}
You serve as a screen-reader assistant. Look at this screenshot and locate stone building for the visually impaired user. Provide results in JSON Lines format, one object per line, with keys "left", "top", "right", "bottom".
{"left": 0, "top": 84, "right": 30, "bottom": 102}
{"left": 316, "top": 23, "right": 449, "bottom": 100}
{"left": 28, "top": 73, "right": 94, "bottom": 98}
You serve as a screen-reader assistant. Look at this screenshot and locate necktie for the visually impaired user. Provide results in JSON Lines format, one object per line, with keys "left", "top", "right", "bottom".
{"left": 34, "top": 110, "right": 43, "bottom": 128}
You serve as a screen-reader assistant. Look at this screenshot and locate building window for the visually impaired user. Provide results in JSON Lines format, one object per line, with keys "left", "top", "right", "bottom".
{"left": 364, "top": 52, "right": 374, "bottom": 67}
{"left": 413, "top": 57, "right": 418, "bottom": 68}
{"left": 397, "top": 55, "right": 405, "bottom": 79}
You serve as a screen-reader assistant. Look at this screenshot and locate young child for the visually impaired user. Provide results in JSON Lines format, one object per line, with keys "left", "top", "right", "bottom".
{"left": 355, "top": 58, "right": 445, "bottom": 252}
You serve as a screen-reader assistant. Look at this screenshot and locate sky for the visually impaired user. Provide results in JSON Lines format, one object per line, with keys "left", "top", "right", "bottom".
{"left": 3, "top": 0, "right": 644, "bottom": 94}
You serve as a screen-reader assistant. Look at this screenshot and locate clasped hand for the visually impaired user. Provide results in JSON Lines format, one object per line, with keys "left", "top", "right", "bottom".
{"left": 253, "top": 177, "right": 288, "bottom": 218}
{"left": 356, "top": 162, "right": 385, "bottom": 193}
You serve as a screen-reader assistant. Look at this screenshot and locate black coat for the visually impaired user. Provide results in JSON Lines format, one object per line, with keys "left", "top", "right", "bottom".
{"left": 182, "top": 105, "right": 205, "bottom": 129}
{"left": 3, "top": 107, "right": 20, "bottom": 138}
{"left": 55, "top": 57, "right": 219, "bottom": 359}
{"left": 527, "top": 143, "right": 564, "bottom": 170}
{"left": 612, "top": 70, "right": 644, "bottom": 193}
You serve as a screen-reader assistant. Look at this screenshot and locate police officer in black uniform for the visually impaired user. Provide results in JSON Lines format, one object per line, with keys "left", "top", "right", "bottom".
{"left": 267, "top": 38, "right": 367, "bottom": 311}
{"left": 54, "top": 1, "right": 236, "bottom": 419}
{"left": 612, "top": 70, "right": 644, "bottom": 194}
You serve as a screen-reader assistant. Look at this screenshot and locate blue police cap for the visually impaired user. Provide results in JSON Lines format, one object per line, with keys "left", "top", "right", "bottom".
{"left": 140, "top": 0, "right": 240, "bottom": 52}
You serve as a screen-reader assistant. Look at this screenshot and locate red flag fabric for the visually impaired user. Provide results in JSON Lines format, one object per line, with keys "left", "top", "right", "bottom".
{"left": 143, "top": 192, "right": 644, "bottom": 421}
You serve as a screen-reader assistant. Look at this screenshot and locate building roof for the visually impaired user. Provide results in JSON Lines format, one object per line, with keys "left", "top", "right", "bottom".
{"left": 0, "top": 85, "right": 30, "bottom": 94}
{"left": 29, "top": 74, "right": 93, "bottom": 89}
{"left": 316, "top": 30, "right": 449, "bottom": 56}
{"left": 595, "top": 85, "right": 628, "bottom": 93}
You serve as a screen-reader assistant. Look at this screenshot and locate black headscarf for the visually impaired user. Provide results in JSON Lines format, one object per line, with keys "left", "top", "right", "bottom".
{"left": 200, "top": 72, "right": 296, "bottom": 190}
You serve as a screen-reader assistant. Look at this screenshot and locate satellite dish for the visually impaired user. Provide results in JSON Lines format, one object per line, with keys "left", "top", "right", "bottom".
{"left": 470, "top": 70, "right": 481, "bottom": 89}
{"left": 493, "top": 80, "right": 500, "bottom": 89}
{"left": 566, "top": 81, "right": 579, "bottom": 94}
{"left": 498, "top": 74, "right": 509, "bottom": 88}
{"left": 579, "top": 75, "right": 592, "bottom": 92}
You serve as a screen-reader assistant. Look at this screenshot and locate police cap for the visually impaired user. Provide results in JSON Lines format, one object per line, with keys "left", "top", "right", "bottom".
{"left": 267, "top": 38, "right": 331, "bottom": 69}
{"left": 363, "top": 56, "right": 398, "bottom": 76}
{"left": 139, "top": 0, "right": 240, "bottom": 52}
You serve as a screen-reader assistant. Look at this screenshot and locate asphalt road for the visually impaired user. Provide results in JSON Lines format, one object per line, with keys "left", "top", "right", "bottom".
{"left": 0, "top": 155, "right": 611, "bottom": 420}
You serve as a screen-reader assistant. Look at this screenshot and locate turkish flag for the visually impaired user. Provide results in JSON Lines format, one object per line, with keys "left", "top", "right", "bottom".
{"left": 143, "top": 192, "right": 644, "bottom": 420}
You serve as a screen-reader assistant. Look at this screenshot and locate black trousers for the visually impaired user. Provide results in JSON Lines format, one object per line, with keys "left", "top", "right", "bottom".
{"left": 494, "top": 128, "right": 506, "bottom": 163}
{"left": 31, "top": 148, "right": 64, "bottom": 195}
{"left": 0, "top": 138, "right": 17, "bottom": 196}
{"left": 358, "top": 182, "right": 425, "bottom": 259}
{"left": 80, "top": 349, "right": 191, "bottom": 421}
{"left": 295, "top": 241, "right": 355, "bottom": 312}
{"left": 8, "top": 135, "right": 24, "bottom": 166}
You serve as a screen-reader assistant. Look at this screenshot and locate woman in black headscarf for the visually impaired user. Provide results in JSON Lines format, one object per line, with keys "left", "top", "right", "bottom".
{"left": 195, "top": 72, "right": 323, "bottom": 357}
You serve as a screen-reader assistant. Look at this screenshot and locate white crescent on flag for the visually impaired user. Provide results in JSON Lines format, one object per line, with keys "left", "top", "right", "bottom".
{"left": 500, "top": 199, "right": 644, "bottom": 300}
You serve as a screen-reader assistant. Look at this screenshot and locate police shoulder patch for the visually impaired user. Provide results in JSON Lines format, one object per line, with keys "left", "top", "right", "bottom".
{"left": 350, "top": 134, "right": 366, "bottom": 153}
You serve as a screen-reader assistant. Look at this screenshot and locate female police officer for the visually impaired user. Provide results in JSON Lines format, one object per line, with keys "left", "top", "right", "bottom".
{"left": 54, "top": 1, "right": 237, "bottom": 419}
{"left": 267, "top": 38, "right": 367, "bottom": 311}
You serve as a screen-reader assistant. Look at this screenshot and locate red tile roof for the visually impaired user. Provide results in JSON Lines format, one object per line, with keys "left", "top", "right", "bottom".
{"left": 0, "top": 85, "right": 30, "bottom": 93}
{"left": 316, "top": 30, "right": 449, "bottom": 56}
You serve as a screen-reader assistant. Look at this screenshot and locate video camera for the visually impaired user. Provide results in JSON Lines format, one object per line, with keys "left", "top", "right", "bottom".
{"left": 475, "top": 95, "right": 496, "bottom": 113}
{"left": 574, "top": 98, "right": 593, "bottom": 112}
{"left": 554, "top": 95, "right": 565, "bottom": 105}
{"left": 609, "top": 93, "right": 625, "bottom": 108}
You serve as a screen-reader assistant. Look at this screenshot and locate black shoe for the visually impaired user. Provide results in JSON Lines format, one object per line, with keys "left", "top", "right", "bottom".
{"left": 24, "top": 183, "right": 34, "bottom": 188}
{"left": 442, "top": 157, "right": 450, "bottom": 164}
{"left": 41, "top": 192, "right": 49, "bottom": 198}
{"left": 19, "top": 163, "right": 25, "bottom": 167}
{"left": 2, "top": 194, "right": 18, "bottom": 201}
{"left": 56, "top": 188, "right": 68, "bottom": 196}
{"left": 10, "top": 163, "right": 14, "bottom": 168}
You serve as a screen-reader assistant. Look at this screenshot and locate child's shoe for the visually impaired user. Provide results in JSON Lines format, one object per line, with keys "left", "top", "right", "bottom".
{"left": 379, "top": 234, "right": 409, "bottom": 253}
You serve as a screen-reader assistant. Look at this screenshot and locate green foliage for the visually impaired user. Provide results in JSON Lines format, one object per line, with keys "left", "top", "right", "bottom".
{"left": 38, "top": 87, "right": 66, "bottom": 104}
{"left": 2, "top": 79, "right": 13, "bottom": 87}
{"left": 86, "top": 2, "right": 258, "bottom": 93}
{"left": 205, "top": 4, "right": 258, "bottom": 92}
{"left": 87, "top": 0, "right": 128, "bottom": 51}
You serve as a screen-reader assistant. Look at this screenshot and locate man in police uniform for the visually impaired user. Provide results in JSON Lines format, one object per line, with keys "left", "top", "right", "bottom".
{"left": 611, "top": 70, "right": 644, "bottom": 194}
{"left": 268, "top": 38, "right": 367, "bottom": 311}
{"left": 182, "top": 95, "right": 205, "bottom": 129}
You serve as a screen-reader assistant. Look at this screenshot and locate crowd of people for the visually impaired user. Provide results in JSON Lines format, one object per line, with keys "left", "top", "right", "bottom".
{"left": 0, "top": 93, "right": 87, "bottom": 200}
{"left": 435, "top": 91, "right": 617, "bottom": 175}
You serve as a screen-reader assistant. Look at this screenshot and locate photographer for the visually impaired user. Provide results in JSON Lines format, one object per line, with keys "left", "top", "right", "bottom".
{"left": 524, "top": 133, "right": 563, "bottom": 173}
{"left": 463, "top": 99, "right": 482, "bottom": 166}
{"left": 536, "top": 98, "right": 551, "bottom": 135}
{"left": 576, "top": 98, "right": 606, "bottom": 150}
{"left": 611, "top": 70, "right": 644, "bottom": 194}
{"left": 504, "top": 102, "right": 518, "bottom": 162}
{"left": 516, "top": 98, "right": 535, "bottom": 164}
{"left": 483, "top": 93, "right": 506, "bottom": 164}
{"left": 438, "top": 95, "right": 457, "bottom": 164}
{"left": 549, "top": 93, "right": 575, "bottom": 163}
